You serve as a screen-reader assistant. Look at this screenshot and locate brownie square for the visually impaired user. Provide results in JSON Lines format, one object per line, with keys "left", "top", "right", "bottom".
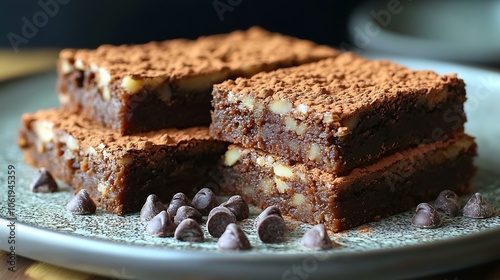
{"left": 216, "top": 134, "right": 477, "bottom": 232}
{"left": 57, "top": 27, "right": 339, "bottom": 135}
{"left": 18, "top": 109, "right": 227, "bottom": 214}
{"left": 210, "top": 53, "right": 467, "bottom": 175}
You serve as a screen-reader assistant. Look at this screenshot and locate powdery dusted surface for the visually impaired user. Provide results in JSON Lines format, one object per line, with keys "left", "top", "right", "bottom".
{"left": 214, "top": 53, "right": 465, "bottom": 120}
{"left": 60, "top": 26, "right": 339, "bottom": 82}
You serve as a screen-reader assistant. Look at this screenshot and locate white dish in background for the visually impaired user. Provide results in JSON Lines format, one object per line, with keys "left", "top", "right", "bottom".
{"left": 348, "top": 0, "right": 500, "bottom": 63}
{"left": 1, "top": 57, "right": 500, "bottom": 279}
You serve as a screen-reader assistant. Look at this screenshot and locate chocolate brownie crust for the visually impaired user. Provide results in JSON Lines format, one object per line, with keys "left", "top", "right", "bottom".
{"left": 18, "top": 109, "right": 227, "bottom": 214}
{"left": 210, "top": 53, "right": 467, "bottom": 175}
{"left": 57, "top": 27, "right": 340, "bottom": 134}
{"left": 217, "top": 134, "right": 477, "bottom": 232}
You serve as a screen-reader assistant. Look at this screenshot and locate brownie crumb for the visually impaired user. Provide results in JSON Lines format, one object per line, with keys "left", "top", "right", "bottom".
{"left": 30, "top": 168, "right": 58, "bottom": 193}
{"left": 146, "top": 211, "right": 176, "bottom": 237}
{"left": 140, "top": 194, "right": 167, "bottom": 221}
{"left": 463, "top": 193, "right": 494, "bottom": 219}
{"left": 411, "top": 203, "right": 442, "bottom": 228}
{"left": 217, "top": 223, "right": 251, "bottom": 251}
{"left": 301, "top": 224, "right": 334, "bottom": 250}
{"left": 66, "top": 189, "right": 96, "bottom": 215}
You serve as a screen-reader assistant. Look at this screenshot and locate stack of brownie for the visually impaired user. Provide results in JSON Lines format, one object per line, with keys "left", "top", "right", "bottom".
{"left": 210, "top": 53, "right": 477, "bottom": 232}
{"left": 18, "top": 27, "right": 339, "bottom": 215}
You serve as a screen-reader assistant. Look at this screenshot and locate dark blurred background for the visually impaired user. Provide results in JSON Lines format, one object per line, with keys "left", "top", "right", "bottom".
{"left": 0, "top": 0, "right": 363, "bottom": 49}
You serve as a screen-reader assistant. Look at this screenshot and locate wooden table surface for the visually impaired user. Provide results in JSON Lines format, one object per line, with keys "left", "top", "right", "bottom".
{"left": 2, "top": 49, "right": 500, "bottom": 280}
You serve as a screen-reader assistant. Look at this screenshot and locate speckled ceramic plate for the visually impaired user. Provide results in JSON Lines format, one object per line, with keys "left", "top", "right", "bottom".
{"left": 1, "top": 56, "right": 500, "bottom": 280}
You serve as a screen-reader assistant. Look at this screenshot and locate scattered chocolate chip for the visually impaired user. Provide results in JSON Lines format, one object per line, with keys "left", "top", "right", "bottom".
{"left": 172, "top": 192, "right": 192, "bottom": 205}
{"left": 30, "top": 168, "right": 58, "bottom": 193}
{"left": 253, "top": 205, "right": 282, "bottom": 229}
{"left": 221, "top": 195, "right": 249, "bottom": 221}
{"left": 207, "top": 206, "right": 237, "bottom": 237}
{"left": 146, "top": 211, "right": 176, "bottom": 237}
{"left": 411, "top": 203, "right": 442, "bottom": 228}
{"left": 140, "top": 194, "right": 167, "bottom": 221}
{"left": 173, "top": 206, "right": 203, "bottom": 225}
{"left": 192, "top": 188, "right": 218, "bottom": 215}
{"left": 174, "top": 218, "right": 204, "bottom": 242}
{"left": 301, "top": 224, "right": 334, "bottom": 250}
{"left": 66, "top": 189, "right": 96, "bottom": 215}
{"left": 217, "top": 223, "right": 252, "bottom": 251}
{"left": 435, "top": 190, "right": 461, "bottom": 216}
{"left": 463, "top": 193, "right": 494, "bottom": 219}
{"left": 257, "top": 214, "right": 287, "bottom": 243}
{"left": 167, "top": 198, "right": 189, "bottom": 217}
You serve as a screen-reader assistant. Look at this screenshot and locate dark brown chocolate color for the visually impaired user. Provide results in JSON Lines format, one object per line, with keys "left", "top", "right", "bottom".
{"left": 192, "top": 188, "right": 218, "bottom": 215}
{"left": 435, "top": 190, "right": 461, "bottom": 216}
{"left": 66, "top": 189, "right": 96, "bottom": 215}
{"left": 217, "top": 223, "right": 252, "bottom": 251}
{"left": 174, "top": 218, "right": 204, "bottom": 242}
{"left": 210, "top": 53, "right": 467, "bottom": 175}
{"left": 207, "top": 206, "right": 237, "bottom": 238}
{"left": 412, "top": 203, "right": 442, "bottom": 229}
{"left": 221, "top": 195, "right": 249, "bottom": 221}
{"left": 217, "top": 134, "right": 476, "bottom": 232}
{"left": 462, "top": 193, "right": 494, "bottom": 219}
{"left": 301, "top": 224, "right": 334, "bottom": 250}
{"left": 167, "top": 199, "right": 191, "bottom": 217}
{"left": 58, "top": 27, "right": 338, "bottom": 135}
{"left": 140, "top": 194, "right": 167, "bottom": 221}
{"left": 146, "top": 211, "right": 176, "bottom": 237}
{"left": 18, "top": 109, "right": 227, "bottom": 215}
{"left": 256, "top": 215, "right": 287, "bottom": 244}
{"left": 30, "top": 168, "right": 58, "bottom": 193}
{"left": 253, "top": 206, "right": 282, "bottom": 229}
{"left": 173, "top": 206, "right": 202, "bottom": 225}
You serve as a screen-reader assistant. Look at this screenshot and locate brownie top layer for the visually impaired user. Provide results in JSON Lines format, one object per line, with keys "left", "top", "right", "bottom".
{"left": 59, "top": 26, "right": 338, "bottom": 82}
{"left": 21, "top": 109, "right": 213, "bottom": 152}
{"left": 215, "top": 52, "right": 465, "bottom": 120}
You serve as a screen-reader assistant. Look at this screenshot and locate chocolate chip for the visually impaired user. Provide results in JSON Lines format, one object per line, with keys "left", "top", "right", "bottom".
{"left": 30, "top": 168, "right": 58, "bottom": 193}
{"left": 174, "top": 192, "right": 191, "bottom": 203}
{"left": 66, "top": 189, "right": 96, "bottom": 215}
{"left": 174, "top": 218, "right": 204, "bottom": 242}
{"left": 146, "top": 211, "right": 175, "bottom": 237}
{"left": 167, "top": 198, "right": 189, "bottom": 217}
{"left": 192, "top": 188, "right": 218, "bottom": 215}
{"left": 167, "top": 193, "right": 192, "bottom": 218}
{"left": 257, "top": 214, "right": 287, "bottom": 243}
{"left": 217, "top": 223, "right": 251, "bottom": 251}
{"left": 207, "top": 206, "right": 237, "bottom": 237}
{"left": 253, "top": 205, "right": 282, "bottom": 229}
{"left": 411, "top": 203, "right": 442, "bottom": 228}
{"left": 301, "top": 224, "right": 334, "bottom": 250}
{"left": 140, "top": 194, "right": 166, "bottom": 221}
{"left": 463, "top": 193, "right": 494, "bottom": 219}
{"left": 221, "top": 195, "right": 249, "bottom": 221}
{"left": 173, "top": 206, "right": 202, "bottom": 225}
{"left": 435, "top": 190, "right": 461, "bottom": 216}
